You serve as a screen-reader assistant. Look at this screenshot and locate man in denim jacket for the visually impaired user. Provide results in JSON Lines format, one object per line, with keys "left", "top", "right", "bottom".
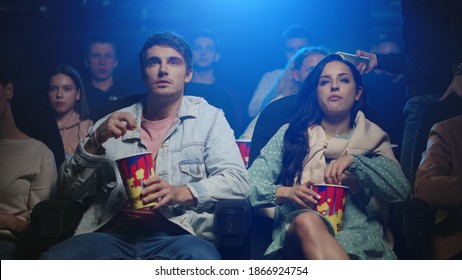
{"left": 41, "top": 32, "right": 249, "bottom": 260}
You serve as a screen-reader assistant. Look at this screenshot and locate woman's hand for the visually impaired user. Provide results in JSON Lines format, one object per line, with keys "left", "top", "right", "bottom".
{"left": 324, "top": 155, "right": 354, "bottom": 185}
{"left": 275, "top": 179, "right": 321, "bottom": 209}
{"left": 0, "top": 212, "right": 15, "bottom": 231}
{"left": 0, "top": 212, "right": 28, "bottom": 235}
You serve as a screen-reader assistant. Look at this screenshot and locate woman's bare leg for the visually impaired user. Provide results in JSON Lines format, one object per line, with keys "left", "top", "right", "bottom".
{"left": 283, "top": 212, "right": 349, "bottom": 260}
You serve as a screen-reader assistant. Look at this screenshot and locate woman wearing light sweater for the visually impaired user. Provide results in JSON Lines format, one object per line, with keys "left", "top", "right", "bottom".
{"left": 0, "top": 68, "right": 57, "bottom": 259}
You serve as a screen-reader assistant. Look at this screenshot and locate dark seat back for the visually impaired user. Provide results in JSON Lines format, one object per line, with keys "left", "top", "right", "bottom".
{"left": 249, "top": 96, "right": 296, "bottom": 167}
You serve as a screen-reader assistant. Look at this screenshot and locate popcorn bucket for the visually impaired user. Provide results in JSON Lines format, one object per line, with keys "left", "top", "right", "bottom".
{"left": 312, "top": 184, "right": 349, "bottom": 234}
{"left": 235, "top": 140, "right": 251, "bottom": 168}
{"left": 116, "top": 152, "right": 156, "bottom": 209}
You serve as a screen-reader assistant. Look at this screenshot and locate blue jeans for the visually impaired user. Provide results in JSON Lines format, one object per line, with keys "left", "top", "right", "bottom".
{"left": 39, "top": 232, "right": 221, "bottom": 260}
{"left": 0, "top": 237, "right": 21, "bottom": 260}
{"left": 400, "top": 94, "right": 440, "bottom": 181}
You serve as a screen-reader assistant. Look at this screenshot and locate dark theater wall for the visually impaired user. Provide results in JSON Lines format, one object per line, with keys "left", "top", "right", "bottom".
{"left": 0, "top": 0, "right": 401, "bottom": 108}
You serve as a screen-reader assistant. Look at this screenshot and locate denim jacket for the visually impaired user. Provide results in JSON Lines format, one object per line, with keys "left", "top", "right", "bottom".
{"left": 58, "top": 96, "right": 249, "bottom": 244}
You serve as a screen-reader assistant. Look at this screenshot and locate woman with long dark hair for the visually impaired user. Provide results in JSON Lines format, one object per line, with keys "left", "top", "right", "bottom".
{"left": 248, "top": 54, "right": 410, "bottom": 259}
{"left": 46, "top": 64, "right": 92, "bottom": 158}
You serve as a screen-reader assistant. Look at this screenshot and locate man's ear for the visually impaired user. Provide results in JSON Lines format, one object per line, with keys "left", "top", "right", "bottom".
{"left": 5, "top": 82, "right": 14, "bottom": 101}
{"left": 113, "top": 58, "right": 119, "bottom": 69}
{"left": 185, "top": 68, "right": 193, "bottom": 83}
{"left": 84, "top": 58, "right": 90, "bottom": 68}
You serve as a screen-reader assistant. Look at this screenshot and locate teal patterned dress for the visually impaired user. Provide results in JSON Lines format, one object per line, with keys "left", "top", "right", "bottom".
{"left": 248, "top": 125, "right": 410, "bottom": 259}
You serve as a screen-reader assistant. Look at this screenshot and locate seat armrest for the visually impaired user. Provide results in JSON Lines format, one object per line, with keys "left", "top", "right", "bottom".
{"left": 389, "top": 199, "right": 435, "bottom": 259}
{"left": 214, "top": 199, "right": 251, "bottom": 247}
{"left": 30, "top": 199, "right": 84, "bottom": 254}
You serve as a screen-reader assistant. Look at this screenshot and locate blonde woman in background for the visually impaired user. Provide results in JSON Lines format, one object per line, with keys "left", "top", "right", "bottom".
{"left": 240, "top": 47, "right": 328, "bottom": 140}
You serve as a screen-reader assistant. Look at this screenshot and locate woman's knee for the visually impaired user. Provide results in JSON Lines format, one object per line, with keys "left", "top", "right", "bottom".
{"left": 291, "top": 212, "right": 327, "bottom": 237}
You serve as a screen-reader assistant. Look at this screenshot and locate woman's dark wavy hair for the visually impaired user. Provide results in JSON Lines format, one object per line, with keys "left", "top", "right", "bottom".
{"left": 278, "top": 53, "right": 367, "bottom": 186}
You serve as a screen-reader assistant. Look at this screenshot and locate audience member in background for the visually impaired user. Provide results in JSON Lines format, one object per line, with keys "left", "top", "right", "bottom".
{"left": 414, "top": 68, "right": 462, "bottom": 260}
{"left": 262, "top": 47, "right": 330, "bottom": 110}
{"left": 415, "top": 115, "right": 462, "bottom": 260}
{"left": 0, "top": 68, "right": 57, "bottom": 259}
{"left": 185, "top": 29, "right": 243, "bottom": 135}
{"left": 40, "top": 32, "right": 248, "bottom": 260}
{"left": 355, "top": 0, "right": 462, "bottom": 181}
{"left": 248, "top": 54, "right": 409, "bottom": 260}
{"left": 46, "top": 64, "right": 93, "bottom": 158}
{"left": 362, "top": 36, "right": 406, "bottom": 158}
{"left": 247, "top": 24, "right": 310, "bottom": 118}
{"left": 83, "top": 35, "right": 127, "bottom": 120}
{"left": 240, "top": 46, "right": 328, "bottom": 140}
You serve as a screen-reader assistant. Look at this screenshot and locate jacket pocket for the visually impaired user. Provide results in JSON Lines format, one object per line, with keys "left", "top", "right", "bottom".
{"left": 179, "top": 160, "right": 205, "bottom": 179}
